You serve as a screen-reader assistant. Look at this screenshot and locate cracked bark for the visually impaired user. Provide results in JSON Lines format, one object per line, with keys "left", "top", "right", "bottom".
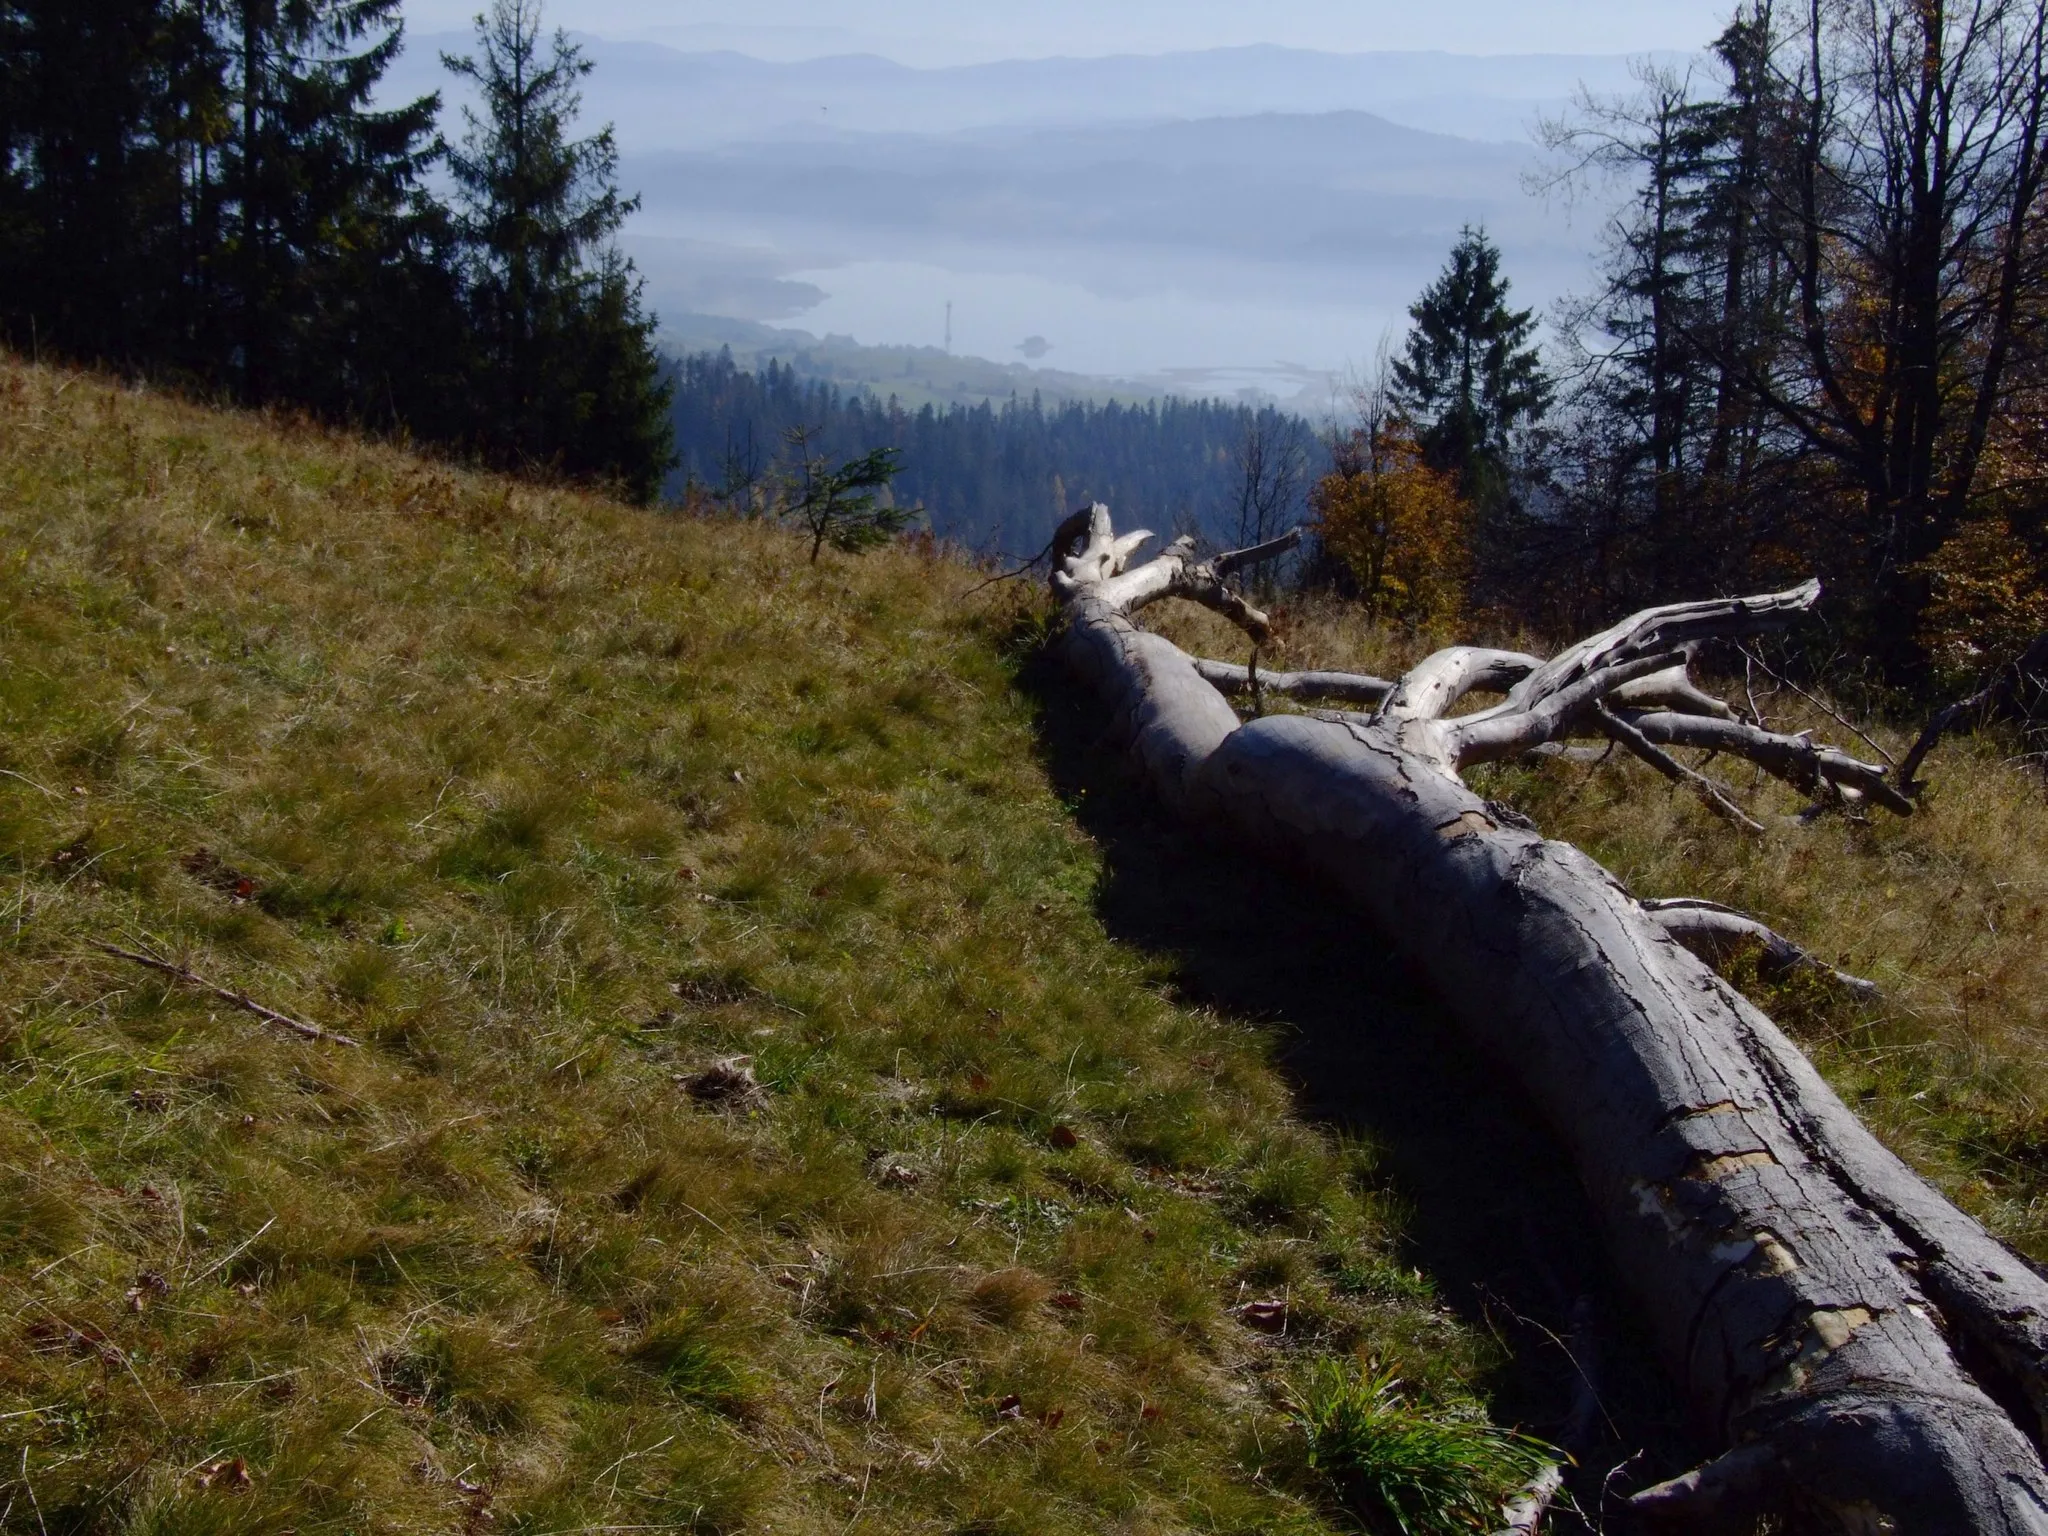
{"left": 1050, "top": 504, "right": 2048, "bottom": 1534}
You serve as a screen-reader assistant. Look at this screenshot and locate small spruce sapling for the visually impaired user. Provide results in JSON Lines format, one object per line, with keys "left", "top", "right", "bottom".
{"left": 780, "top": 424, "right": 920, "bottom": 562}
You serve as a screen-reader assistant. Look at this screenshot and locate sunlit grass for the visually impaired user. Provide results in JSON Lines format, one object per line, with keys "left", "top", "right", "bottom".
{"left": 0, "top": 358, "right": 1518, "bottom": 1535}
{"left": 1288, "top": 1362, "right": 1554, "bottom": 1536}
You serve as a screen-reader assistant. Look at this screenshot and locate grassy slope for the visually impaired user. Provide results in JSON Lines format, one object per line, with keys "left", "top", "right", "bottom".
{"left": 0, "top": 359, "right": 1506, "bottom": 1536}
{"left": 1147, "top": 598, "right": 2048, "bottom": 1264}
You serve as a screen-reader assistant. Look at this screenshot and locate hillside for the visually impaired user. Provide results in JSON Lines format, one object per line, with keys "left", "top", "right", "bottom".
{"left": 656, "top": 314, "right": 1161, "bottom": 412}
{"left": 0, "top": 360, "right": 1529, "bottom": 1535}
{"left": 12, "top": 357, "right": 2048, "bottom": 1533}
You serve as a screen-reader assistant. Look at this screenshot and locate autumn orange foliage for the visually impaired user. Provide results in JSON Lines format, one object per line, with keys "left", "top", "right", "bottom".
{"left": 1916, "top": 515, "right": 2048, "bottom": 683}
{"left": 1312, "top": 424, "right": 1470, "bottom": 628}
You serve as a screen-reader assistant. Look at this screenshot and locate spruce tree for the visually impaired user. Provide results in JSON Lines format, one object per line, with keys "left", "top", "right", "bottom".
{"left": 218, "top": 0, "right": 448, "bottom": 410}
{"left": 1390, "top": 226, "right": 1552, "bottom": 502}
{"left": 444, "top": 0, "right": 673, "bottom": 501}
{"left": 0, "top": 0, "right": 210, "bottom": 364}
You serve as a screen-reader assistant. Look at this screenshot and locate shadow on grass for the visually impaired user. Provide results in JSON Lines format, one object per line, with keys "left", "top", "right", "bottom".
{"left": 1018, "top": 647, "right": 1697, "bottom": 1524}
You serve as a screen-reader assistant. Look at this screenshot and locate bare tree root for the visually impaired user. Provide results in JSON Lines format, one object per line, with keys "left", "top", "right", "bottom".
{"left": 1047, "top": 504, "right": 2048, "bottom": 1531}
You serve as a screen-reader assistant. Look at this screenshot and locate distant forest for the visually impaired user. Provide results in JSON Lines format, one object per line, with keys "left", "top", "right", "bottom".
{"left": 666, "top": 348, "right": 1322, "bottom": 555}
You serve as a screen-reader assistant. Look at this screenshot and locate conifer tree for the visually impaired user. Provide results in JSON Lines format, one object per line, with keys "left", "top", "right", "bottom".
{"left": 1390, "top": 226, "right": 1551, "bottom": 503}
{"left": 0, "top": 0, "right": 210, "bottom": 363}
{"left": 217, "top": 0, "right": 447, "bottom": 408}
{"left": 780, "top": 424, "right": 917, "bottom": 561}
{"left": 444, "top": 0, "right": 673, "bottom": 501}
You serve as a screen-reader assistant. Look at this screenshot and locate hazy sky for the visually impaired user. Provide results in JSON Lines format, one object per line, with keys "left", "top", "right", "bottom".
{"left": 400, "top": 0, "right": 1737, "bottom": 64}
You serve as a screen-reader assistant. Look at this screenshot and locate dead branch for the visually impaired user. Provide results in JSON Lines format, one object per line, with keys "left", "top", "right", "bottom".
{"left": 1192, "top": 659, "right": 1393, "bottom": 706}
{"left": 1606, "top": 664, "right": 1739, "bottom": 720}
{"left": 1618, "top": 711, "right": 1913, "bottom": 817}
{"left": 94, "top": 942, "right": 361, "bottom": 1047}
{"left": 1735, "top": 644, "right": 1896, "bottom": 765}
{"left": 1047, "top": 511, "right": 2048, "bottom": 1529}
{"left": 1499, "top": 1463, "right": 1565, "bottom": 1536}
{"left": 1378, "top": 647, "right": 1544, "bottom": 724}
{"left": 1591, "top": 705, "right": 1766, "bottom": 833}
{"left": 1897, "top": 632, "right": 2048, "bottom": 795}
{"left": 1641, "top": 898, "right": 1880, "bottom": 1000}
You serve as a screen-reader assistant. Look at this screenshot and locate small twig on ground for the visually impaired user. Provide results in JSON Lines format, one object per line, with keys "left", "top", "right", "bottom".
{"left": 92, "top": 941, "right": 361, "bottom": 1047}
{"left": 1743, "top": 651, "right": 1766, "bottom": 727}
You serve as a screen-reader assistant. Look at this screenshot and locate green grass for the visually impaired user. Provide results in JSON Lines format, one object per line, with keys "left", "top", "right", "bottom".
{"left": 0, "top": 358, "right": 1525, "bottom": 1535}
{"left": 1288, "top": 1363, "right": 1553, "bottom": 1536}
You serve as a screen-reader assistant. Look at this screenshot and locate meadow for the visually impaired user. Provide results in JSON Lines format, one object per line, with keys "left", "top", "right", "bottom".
{"left": 8, "top": 352, "right": 2045, "bottom": 1536}
{"left": 0, "top": 358, "right": 1505, "bottom": 1536}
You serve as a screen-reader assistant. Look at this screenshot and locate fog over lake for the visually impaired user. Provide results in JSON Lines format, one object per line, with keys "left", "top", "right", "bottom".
{"left": 386, "top": 32, "right": 1674, "bottom": 404}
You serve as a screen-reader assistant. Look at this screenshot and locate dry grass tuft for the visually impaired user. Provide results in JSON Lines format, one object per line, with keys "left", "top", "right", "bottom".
{"left": 0, "top": 359, "right": 1510, "bottom": 1535}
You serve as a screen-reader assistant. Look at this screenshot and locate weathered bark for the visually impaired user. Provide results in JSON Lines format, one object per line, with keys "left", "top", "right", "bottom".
{"left": 1050, "top": 505, "right": 2048, "bottom": 1533}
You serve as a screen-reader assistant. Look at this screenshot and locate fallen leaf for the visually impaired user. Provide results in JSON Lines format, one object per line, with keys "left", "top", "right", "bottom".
{"left": 194, "top": 1457, "right": 252, "bottom": 1490}
{"left": 1237, "top": 1298, "right": 1289, "bottom": 1332}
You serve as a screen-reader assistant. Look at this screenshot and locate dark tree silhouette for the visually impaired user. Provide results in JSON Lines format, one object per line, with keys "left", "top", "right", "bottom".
{"left": 444, "top": 0, "right": 672, "bottom": 500}
{"left": 1391, "top": 225, "right": 1552, "bottom": 504}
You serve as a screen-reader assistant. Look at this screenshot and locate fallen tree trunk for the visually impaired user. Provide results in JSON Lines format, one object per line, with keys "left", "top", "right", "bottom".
{"left": 1048, "top": 506, "right": 2048, "bottom": 1533}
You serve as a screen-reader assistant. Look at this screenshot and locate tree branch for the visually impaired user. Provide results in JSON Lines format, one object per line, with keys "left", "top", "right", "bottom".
{"left": 1057, "top": 510, "right": 1303, "bottom": 643}
{"left": 1896, "top": 632, "right": 2048, "bottom": 795}
{"left": 1379, "top": 647, "right": 1544, "bottom": 723}
{"left": 1593, "top": 704, "right": 1766, "bottom": 833}
{"left": 1641, "top": 899, "right": 1880, "bottom": 1000}
{"left": 1192, "top": 660, "right": 1393, "bottom": 706}
{"left": 1621, "top": 710, "right": 1913, "bottom": 817}
{"left": 94, "top": 942, "right": 362, "bottom": 1047}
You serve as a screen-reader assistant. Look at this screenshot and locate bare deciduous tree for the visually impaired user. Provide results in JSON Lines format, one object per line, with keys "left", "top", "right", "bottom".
{"left": 1228, "top": 411, "right": 1310, "bottom": 587}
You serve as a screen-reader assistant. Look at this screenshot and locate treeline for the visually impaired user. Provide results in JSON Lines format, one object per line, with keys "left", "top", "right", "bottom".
{"left": 1507, "top": 0, "right": 2048, "bottom": 682}
{"left": 0, "top": 0, "right": 673, "bottom": 499}
{"left": 668, "top": 348, "right": 1323, "bottom": 555}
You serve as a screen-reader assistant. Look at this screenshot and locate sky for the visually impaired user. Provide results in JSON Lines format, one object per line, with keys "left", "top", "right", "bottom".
{"left": 399, "top": 0, "right": 1738, "bottom": 66}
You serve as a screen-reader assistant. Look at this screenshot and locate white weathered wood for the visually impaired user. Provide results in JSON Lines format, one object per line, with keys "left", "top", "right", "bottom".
{"left": 1048, "top": 506, "right": 2048, "bottom": 1532}
{"left": 1193, "top": 659, "right": 1393, "bottom": 706}
{"left": 1641, "top": 898, "right": 1880, "bottom": 1000}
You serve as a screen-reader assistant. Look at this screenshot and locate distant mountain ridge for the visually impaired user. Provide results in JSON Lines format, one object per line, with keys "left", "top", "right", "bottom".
{"left": 378, "top": 33, "right": 1632, "bottom": 391}
{"left": 386, "top": 36, "right": 1683, "bottom": 147}
{"left": 622, "top": 109, "right": 1562, "bottom": 274}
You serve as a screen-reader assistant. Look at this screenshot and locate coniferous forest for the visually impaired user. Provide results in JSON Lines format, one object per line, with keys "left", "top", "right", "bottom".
{"left": 0, "top": 0, "right": 675, "bottom": 501}
{"left": 664, "top": 348, "right": 1322, "bottom": 558}
{"left": 1514, "top": 4, "right": 2048, "bottom": 683}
